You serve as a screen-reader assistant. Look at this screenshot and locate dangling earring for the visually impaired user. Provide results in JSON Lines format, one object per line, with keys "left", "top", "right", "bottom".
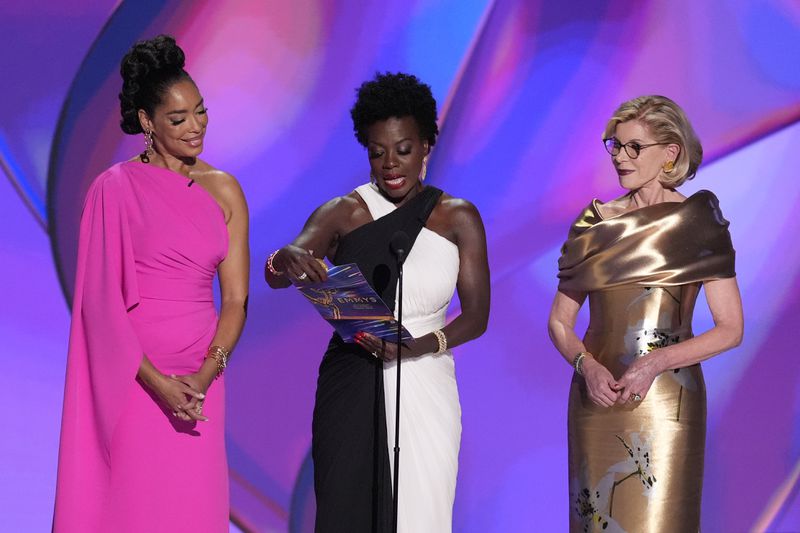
{"left": 419, "top": 156, "right": 428, "bottom": 182}
{"left": 663, "top": 160, "right": 675, "bottom": 173}
{"left": 141, "top": 129, "right": 154, "bottom": 163}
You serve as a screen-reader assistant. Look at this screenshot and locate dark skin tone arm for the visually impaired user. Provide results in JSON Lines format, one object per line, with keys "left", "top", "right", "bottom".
{"left": 264, "top": 193, "right": 364, "bottom": 287}
{"left": 266, "top": 193, "right": 491, "bottom": 359}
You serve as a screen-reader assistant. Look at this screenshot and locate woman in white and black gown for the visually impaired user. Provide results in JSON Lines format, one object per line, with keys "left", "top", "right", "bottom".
{"left": 265, "top": 72, "right": 490, "bottom": 532}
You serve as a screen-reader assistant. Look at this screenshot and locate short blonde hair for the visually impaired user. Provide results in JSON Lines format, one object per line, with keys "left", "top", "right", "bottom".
{"left": 603, "top": 95, "right": 703, "bottom": 187}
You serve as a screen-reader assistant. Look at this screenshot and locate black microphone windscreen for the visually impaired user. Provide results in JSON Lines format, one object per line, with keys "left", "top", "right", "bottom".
{"left": 390, "top": 231, "right": 411, "bottom": 258}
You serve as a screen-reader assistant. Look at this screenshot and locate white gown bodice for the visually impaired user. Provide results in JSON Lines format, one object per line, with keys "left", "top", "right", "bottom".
{"left": 354, "top": 183, "right": 460, "bottom": 338}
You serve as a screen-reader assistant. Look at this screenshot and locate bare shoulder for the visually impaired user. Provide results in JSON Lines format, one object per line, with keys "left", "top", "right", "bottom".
{"left": 299, "top": 191, "right": 360, "bottom": 227}
{"left": 313, "top": 191, "right": 362, "bottom": 218}
{"left": 193, "top": 163, "right": 246, "bottom": 205}
{"left": 427, "top": 191, "right": 485, "bottom": 246}
{"left": 316, "top": 191, "right": 371, "bottom": 232}
{"left": 193, "top": 164, "right": 240, "bottom": 192}
{"left": 437, "top": 192, "right": 483, "bottom": 224}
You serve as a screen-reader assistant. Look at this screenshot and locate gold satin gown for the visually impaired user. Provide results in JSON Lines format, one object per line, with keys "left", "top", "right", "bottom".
{"left": 557, "top": 191, "right": 736, "bottom": 533}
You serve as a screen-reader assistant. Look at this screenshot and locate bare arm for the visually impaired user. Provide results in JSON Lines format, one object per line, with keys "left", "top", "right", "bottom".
{"left": 356, "top": 200, "right": 490, "bottom": 359}
{"left": 206, "top": 177, "right": 250, "bottom": 362}
{"left": 264, "top": 196, "right": 353, "bottom": 288}
{"left": 548, "top": 289, "right": 621, "bottom": 406}
{"left": 654, "top": 277, "right": 743, "bottom": 369}
{"left": 616, "top": 277, "right": 743, "bottom": 402}
{"left": 412, "top": 201, "right": 490, "bottom": 356}
{"left": 429, "top": 200, "right": 490, "bottom": 353}
{"left": 176, "top": 177, "right": 250, "bottom": 406}
{"left": 547, "top": 289, "right": 587, "bottom": 365}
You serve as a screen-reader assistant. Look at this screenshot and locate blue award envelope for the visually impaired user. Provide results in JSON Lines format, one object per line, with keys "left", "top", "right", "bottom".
{"left": 296, "top": 263, "right": 414, "bottom": 343}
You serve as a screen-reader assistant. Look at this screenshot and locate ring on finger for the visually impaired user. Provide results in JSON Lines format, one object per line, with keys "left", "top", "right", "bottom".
{"left": 297, "top": 272, "right": 308, "bottom": 280}
{"left": 371, "top": 351, "right": 379, "bottom": 359}
{"left": 632, "top": 393, "right": 642, "bottom": 402}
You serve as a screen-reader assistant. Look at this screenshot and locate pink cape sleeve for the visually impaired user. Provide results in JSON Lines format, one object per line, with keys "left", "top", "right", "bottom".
{"left": 53, "top": 168, "right": 145, "bottom": 531}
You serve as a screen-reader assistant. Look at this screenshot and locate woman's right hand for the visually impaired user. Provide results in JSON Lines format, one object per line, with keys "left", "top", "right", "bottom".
{"left": 152, "top": 373, "right": 207, "bottom": 422}
{"left": 273, "top": 245, "right": 328, "bottom": 283}
{"left": 582, "top": 357, "right": 621, "bottom": 407}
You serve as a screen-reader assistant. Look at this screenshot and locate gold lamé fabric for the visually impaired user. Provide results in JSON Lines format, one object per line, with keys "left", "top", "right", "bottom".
{"left": 558, "top": 190, "right": 735, "bottom": 292}
{"left": 558, "top": 191, "right": 736, "bottom": 532}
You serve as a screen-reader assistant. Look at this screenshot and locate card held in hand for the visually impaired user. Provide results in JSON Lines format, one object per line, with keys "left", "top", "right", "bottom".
{"left": 295, "top": 263, "right": 414, "bottom": 343}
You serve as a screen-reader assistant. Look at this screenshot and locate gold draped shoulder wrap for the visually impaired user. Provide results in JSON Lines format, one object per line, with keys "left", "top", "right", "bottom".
{"left": 558, "top": 190, "right": 736, "bottom": 292}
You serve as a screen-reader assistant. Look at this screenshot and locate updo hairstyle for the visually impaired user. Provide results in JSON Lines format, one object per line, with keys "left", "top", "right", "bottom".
{"left": 118, "top": 34, "right": 192, "bottom": 134}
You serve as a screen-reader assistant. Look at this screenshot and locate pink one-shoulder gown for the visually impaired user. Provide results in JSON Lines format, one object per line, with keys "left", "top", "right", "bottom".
{"left": 54, "top": 161, "right": 230, "bottom": 532}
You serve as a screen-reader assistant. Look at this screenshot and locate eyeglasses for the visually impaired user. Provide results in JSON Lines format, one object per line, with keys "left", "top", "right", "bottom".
{"left": 603, "top": 138, "right": 669, "bottom": 159}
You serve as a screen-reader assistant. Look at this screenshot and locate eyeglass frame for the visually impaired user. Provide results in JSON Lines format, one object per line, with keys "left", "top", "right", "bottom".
{"left": 602, "top": 137, "right": 670, "bottom": 159}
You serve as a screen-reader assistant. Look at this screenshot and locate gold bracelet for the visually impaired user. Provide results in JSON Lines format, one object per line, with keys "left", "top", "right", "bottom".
{"left": 573, "top": 351, "right": 589, "bottom": 376}
{"left": 206, "top": 345, "right": 230, "bottom": 378}
{"left": 432, "top": 329, "right": 447, "bottom": 354}
{"left": 266, "top": 249, "right": 285, "bottom": 276}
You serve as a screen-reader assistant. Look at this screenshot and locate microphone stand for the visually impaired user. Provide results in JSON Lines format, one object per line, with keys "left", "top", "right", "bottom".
{"left": 392, "top": 252, "right": 404, "bottom": 533}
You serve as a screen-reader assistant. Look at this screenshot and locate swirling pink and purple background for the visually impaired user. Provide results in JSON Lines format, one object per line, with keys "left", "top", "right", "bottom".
{"left": 1, "top": 1, "right": 798, "bottom": 531}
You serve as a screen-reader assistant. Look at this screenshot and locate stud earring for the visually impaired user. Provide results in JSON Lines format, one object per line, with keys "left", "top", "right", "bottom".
{"left": 663, "top": 160, "right": 675, "bottom": 173}
{"left": 141, "top": 129, "right": 154, "bottom": 163}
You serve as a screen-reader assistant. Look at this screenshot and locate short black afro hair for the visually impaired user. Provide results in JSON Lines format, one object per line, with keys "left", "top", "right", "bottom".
{"left": 350, "top": 72, "right": 439, "bottom": 148}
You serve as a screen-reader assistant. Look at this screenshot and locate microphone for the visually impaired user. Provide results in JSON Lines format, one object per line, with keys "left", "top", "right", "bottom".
{"left": 390, "top": 231, "right": 411, "bottom": 265}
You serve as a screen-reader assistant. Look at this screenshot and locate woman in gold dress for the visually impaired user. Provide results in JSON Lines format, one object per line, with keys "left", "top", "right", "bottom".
{"left": 548, "top": 95, "right": 744, "bottom": 532}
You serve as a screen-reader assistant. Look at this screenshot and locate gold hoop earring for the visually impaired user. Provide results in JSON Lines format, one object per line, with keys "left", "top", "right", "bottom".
{"left": 419, "top": 157, "right": 428, "bottom": 182}
{"left": 141, "top": 129, "right": 154, "bottom": 163}
{"left": 663, "top": 160, "right": 675, "bottom": 173}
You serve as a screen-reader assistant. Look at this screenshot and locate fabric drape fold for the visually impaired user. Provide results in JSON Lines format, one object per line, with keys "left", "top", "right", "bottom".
{"left": 55, "top": 171, "right": 146, "bottom": 531}
{"left": 558, "top": 190, "right": 735, "bottom": 291}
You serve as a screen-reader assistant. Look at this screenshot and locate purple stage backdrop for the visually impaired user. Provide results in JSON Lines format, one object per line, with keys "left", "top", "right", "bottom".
{"left": 1, "top": 1, "right": 799, "bottom": 531}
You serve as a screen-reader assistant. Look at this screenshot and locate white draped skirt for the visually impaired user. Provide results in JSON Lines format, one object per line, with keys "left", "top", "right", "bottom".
{"left": 384, "top": 318, "right": 461, "bottom": 533}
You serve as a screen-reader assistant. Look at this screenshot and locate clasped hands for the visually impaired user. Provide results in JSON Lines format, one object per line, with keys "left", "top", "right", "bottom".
{"left": 155, "top": 372, "right": 211, "bottom": 422}
{"left": 583, "top": 353, "right": 661, "bottom": 408}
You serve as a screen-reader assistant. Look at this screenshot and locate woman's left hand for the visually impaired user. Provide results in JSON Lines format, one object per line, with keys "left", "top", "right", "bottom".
{"left": 354, "top": 331, "right": 416, "bottom": 361}
{"left": 615, "top": 353, "right": 662, "bottom": 404}
{"left": 171, "top": 372, "right": 213, "bottom": 418}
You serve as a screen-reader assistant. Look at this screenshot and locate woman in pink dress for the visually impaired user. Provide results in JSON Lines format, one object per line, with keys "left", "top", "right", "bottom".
{"left": 53, "top": 35, "right": 249, "bottom": 532}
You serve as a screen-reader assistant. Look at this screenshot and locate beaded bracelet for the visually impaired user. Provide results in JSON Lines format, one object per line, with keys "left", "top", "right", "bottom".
{"left": 206, "top": 345, "right": 230, "bottom": 378}
{"left": 433, "top": 329, "right": 448, "bottom": 354}
{"left": 266, "top": 249, "right": 285, "bottom": 276}
{"left": 572, "top": 351, "right": 589, "bottom": 376}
